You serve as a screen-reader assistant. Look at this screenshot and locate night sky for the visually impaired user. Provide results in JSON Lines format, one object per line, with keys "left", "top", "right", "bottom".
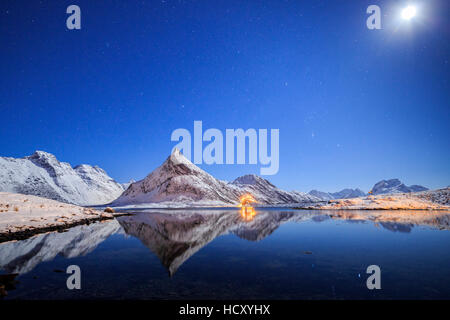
{"left": 1, "top": 0, "right": 449, "bottom": 192}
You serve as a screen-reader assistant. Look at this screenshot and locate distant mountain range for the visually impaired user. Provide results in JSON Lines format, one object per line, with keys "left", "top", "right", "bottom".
{"left": 0, "top": 151, "right": 127, "bottom": 205}
{"left": 308, "top": 188, "right": 366, "bottom": 201}
{"left": 0, "top": 149, "right": 431, "bottom": 206}
{"left": 308, "top": 179, "right": 429, "bottom": 201}
{"left": 370, "top": 178, "right": 428, "bottom": 195}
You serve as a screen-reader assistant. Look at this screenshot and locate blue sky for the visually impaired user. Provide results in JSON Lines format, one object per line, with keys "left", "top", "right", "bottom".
{"left": 0, "top": 0, "right": 449, "bottom": 192}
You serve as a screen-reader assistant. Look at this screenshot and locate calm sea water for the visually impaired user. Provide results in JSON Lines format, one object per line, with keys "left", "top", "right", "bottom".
{"left": 1, "top": 208, "right": 450, "bottom": 300}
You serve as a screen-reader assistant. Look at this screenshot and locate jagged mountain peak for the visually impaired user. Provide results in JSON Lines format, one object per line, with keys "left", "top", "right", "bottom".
{"left": 373, "top": 179, "right": 402, "bottom": 189}
{"left": 29, "top": 150, "right": 55, "bottom": 158}
{"left": 113, "top": 152, "right": 320, "bottom": 207}
{"left": 26, "top": 150, "right": 61, "bottom": 166}
{"left": 113, "top": 150, "right": 240, "bottom": 206}
{"left": 232, "top": 174, "right": 276, "bottom": 188}
{"left": 371, "top": 178, "right": 428, "bottom": 195}
{"left": 169, "top": 148, "right": 191, "bottom": 165}
{"left": 0, "top": 151, "right": 125, "bottom": 205}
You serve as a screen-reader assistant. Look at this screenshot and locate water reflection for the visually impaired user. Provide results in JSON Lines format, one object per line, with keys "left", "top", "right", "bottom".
{"left": 116, "top": 209, "right": 450, "bottom": 275}
{"left": 240, "top": 206, "right": 256, "bottom": 221}
{"left": 0, "top": 220, "right": 122, "bottom": 274}
{"left": 0, "top": 209, "right": 449, "bottom": 278}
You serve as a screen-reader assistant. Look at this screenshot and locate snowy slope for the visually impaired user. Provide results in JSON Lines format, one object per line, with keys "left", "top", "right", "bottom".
{"left": 302, "top": 188, "right": 449, "bottom": 210}
{"left": 0, "top": 192, "right": 118, "bottom": 237}
{"left": 309, "top": 179, "right": 429, "bottom": 200}
{"left": 0, "top": 151, "right": 125, "bottom": 205}
{"left": 112, "top": 149, "right": 241, "bottom": 206}
{"left": 229, "top": 174, "right": 320, "bottom": 204}
{"left": 113, "top": 150, "right": 320, "bottom": 207}
{"left": 308, "top": 190, "right": 335, "bottom": 201}
{"left": 308, "top": 188, "right": 366, "bottom": 200}
{"left": 370, "top": 179, "right": 428, "bottom": 195}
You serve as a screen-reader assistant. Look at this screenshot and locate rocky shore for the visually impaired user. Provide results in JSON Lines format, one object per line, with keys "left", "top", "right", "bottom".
{"left": 295, "top": 188, "right": 450, "bottom": 210}
{"left": 0, "top": 192, "right": 127, "bottom": 243}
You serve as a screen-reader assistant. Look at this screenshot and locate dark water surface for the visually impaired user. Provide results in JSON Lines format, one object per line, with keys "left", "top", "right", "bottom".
{"left": 1, "top": 209, "right": 450, "bottom": 299}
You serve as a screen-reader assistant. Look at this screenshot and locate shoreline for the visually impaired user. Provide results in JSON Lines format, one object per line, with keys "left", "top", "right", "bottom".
{"left": 2, "top": 207, "right": 449, "bottom": 244}
{"left": 0, "top": 213, "right": 130, "bottom": 243}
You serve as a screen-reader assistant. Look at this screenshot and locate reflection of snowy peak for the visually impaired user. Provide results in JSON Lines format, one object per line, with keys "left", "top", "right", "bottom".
{"left": 113, "top": 150, "right": 320, "bottom": 206}
{"left": 118, "top": 212, "right": 239, "bottom": 276}
{"left": 117, "top": 210, "right": 315, "bottom": 275}
{"left": 0, "top": 151, "right": 125, "bottom": 205}
{"left": 371, "top": 179, "right": 428, "bottom": 195}
{"left": 117, "top": 208, "right": 450, "bottom": 276}
{"left": 0, "top": 220, "right": 122, "bottom": 274}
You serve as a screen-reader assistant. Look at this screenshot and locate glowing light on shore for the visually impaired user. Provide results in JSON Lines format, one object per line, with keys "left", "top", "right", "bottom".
{"left": 239, "top": 194, "right": 257, "bottom": 221}
{"left": 239, "top": 194, "right": 257, "bottom": 207}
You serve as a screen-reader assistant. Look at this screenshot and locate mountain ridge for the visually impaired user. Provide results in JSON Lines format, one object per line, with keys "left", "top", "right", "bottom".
{"left": 112, "top": 149, "right": 320, "bottom": 206}
{"left": 0, "top": 150, "right": 125, "bottom": 206}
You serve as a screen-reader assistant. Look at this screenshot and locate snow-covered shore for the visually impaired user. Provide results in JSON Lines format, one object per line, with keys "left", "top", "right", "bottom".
{"left": 298, "top": 188, "right": 450, "bottom": 210}
{"left": 0, "top": 192, "right": 124, "bottom": 242}
{"left": 1, "top": 187, "right": 449, "bottom": 243}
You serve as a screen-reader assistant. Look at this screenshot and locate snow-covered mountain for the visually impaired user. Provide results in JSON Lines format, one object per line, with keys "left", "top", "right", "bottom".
{"left": 308, "top": 188, "right": 366, "bottom": 201}
{"left": 370, "top": 179, "right": 428, "bottom": 195}
{"left": 121, "top": 179, "right": 135, "bottom": 191}
{"left": 112, "top": 149, "right": 320, "bottom": 207}
{"left": 309, "top": 179, "right": 429, "bottom": 200}
{"left": 113, "top": 149, "right": 240, "bottom": 206}
{"left": 332, "top": 188, "right": 366, "bottom": 199}
{"left": 0, "top": 151, "right": 125, "bottom": 205}
{"left": 308, "top": 190, "right": 335, "bottom": 201}
{"left": 229, "top": 174, "right": 319, "bottom": 204}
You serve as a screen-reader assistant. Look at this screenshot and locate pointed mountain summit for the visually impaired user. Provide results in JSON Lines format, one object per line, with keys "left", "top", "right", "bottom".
{"left": 112, "top": 149, "right": 240, "bottom": 206}
{"left": 113, "top": 150, "right": 320, "bottom": 206}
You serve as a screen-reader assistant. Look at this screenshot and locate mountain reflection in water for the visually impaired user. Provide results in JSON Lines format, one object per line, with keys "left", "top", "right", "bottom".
{"left": 1, "top": 209, "right": 449, "bottom": 278}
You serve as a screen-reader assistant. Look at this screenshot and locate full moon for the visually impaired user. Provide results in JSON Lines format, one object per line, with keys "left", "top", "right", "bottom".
{"left": 401, "top": 5, "right": 417, "bottom": 20}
